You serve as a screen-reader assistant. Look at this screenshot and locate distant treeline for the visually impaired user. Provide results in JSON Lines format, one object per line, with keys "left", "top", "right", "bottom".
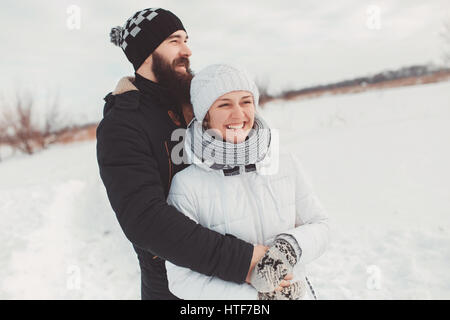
{"left": 260, "top": 64, "right": 450, "bottom": 103}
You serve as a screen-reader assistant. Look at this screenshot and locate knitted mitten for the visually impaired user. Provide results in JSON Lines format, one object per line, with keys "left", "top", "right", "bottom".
{"left": 258, "top": 280, "right": 307, "bottom": 300}
{"left": 250, "top": 238, "right": 297, "bottom": 292}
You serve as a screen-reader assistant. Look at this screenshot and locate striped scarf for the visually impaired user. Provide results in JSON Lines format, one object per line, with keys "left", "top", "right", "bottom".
{"left": 187, "top": 115, "right": 271, "bottom": 171}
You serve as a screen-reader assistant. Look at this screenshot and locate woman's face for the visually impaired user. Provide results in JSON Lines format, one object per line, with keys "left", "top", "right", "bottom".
{"left": 206, "top": 91, "right": 255, "bottom": 144}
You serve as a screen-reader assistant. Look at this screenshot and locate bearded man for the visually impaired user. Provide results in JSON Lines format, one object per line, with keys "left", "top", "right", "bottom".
{"left": 96, "top": 8, "right": 267, "bottom": 300}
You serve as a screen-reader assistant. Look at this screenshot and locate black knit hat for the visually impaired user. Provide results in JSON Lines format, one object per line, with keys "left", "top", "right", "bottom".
{"left": 110, "top": 8, "right": 186, "bottom": 70}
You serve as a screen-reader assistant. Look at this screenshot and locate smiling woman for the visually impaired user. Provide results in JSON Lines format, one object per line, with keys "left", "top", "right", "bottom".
{"left": 165, "top": 64, "right": 330, "bottom": 300}
{"left": 203, "top": 90, "right": 256, "bottom": 143}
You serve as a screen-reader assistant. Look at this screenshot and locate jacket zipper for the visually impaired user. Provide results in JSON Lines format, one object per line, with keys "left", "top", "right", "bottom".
{"left": 164, "top": 140, "right": 173, "bottom": 186}
{"left": 305, "top": 276, "right": 317, "bottom": 300}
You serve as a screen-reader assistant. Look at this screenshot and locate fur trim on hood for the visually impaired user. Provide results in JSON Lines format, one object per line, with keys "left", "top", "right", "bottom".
{"left": 113, "top": 76, "right": 138, "bottom": 95}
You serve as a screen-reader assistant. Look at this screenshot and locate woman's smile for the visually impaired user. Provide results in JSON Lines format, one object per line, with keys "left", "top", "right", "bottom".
{"left": 226, "top": 122, "right": 245, "bottom": 130}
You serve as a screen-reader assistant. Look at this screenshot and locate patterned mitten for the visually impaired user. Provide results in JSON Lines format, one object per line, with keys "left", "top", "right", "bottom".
{"left": 258, "top": 280, "right": 307, "bottom": 300}
{"left": 250, "top": 238, "right": 297, "bottom": 292}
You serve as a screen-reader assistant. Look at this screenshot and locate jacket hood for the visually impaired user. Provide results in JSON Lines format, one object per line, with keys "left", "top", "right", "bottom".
{"left": 113, "top": 76, "right": 138, "bottom": 95}
{"left": 102, "top": 74, "right": 178, "bottom": 117}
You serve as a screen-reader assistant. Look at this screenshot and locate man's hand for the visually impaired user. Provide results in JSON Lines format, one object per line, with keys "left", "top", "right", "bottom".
{"left": 246, "top": 245, "right": 269, "bottom": 284}
{"left": 249, "top": 238, "right": 298, "bottom": 292}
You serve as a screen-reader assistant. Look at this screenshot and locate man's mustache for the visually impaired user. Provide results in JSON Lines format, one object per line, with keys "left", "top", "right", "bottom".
{"left": 173, "top": 57, "right": 190, "bottom": 69}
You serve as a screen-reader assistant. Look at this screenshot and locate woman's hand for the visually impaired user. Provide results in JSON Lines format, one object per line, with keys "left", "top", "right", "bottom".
{"left": 275, "top": 273, "right": 294, "bottom": 291}
{"left": 258, "top": 279, "right": 307, "bottom": 300}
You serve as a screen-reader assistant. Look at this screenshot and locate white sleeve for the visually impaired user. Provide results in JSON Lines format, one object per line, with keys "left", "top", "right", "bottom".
{"left": 278, "top": 154, "right": 330, "bottom": 266}
{"left": 166, "top": 176, "right": 258, "bottom": 300}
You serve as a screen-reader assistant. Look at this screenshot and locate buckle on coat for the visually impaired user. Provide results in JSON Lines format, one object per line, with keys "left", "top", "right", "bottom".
{"left": 223, "top": 167, "right": 240, "bottom": 176}
{"left": 223, "top": 164, "right": 256, "bottom": 176}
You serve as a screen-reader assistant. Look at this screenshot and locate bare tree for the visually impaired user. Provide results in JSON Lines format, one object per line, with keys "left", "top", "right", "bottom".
{"left": 440, "top": 19, "right": 450, "bottom": 65}
{"left": 38, "top": 90, "right": 66, "bottom": 148}
{"left": 0, "top": 122, "right": 5, "bottom": 162}
{"left": 0, "top": 90, "right": 63, "bottom": 155}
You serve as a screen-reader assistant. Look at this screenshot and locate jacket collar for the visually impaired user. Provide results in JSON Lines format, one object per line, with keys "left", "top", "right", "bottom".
{"left": 134, "top": 72, "right": 176, "bottom": 107}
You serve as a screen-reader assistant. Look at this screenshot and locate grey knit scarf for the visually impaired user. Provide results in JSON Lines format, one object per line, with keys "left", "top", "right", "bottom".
{"left": 187, "top": 115, "right": 271, "bottom": 171}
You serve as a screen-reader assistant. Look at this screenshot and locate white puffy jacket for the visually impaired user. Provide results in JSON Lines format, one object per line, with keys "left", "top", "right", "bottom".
{"left": 166, "top": 131, "right": 330, "bottom": 300}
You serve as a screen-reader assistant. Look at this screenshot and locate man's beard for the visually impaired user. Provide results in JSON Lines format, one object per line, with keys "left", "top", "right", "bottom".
{"left": 151, "top": 51, "right": 194, "bottom": 106}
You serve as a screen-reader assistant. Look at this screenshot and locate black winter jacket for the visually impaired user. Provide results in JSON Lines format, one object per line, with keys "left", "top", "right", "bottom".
{"left": 96, "top": 73, "right": 253, "bottom": 299}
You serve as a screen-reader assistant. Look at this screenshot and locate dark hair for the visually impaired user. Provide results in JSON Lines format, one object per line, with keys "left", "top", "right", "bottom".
{"left": 202, "top": 112, "right": 210, "bottom": 130}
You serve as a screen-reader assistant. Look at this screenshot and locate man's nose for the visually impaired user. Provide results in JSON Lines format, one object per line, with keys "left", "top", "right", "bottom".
{"left": 180, "top": 42, "right": 192, "bottom": 57}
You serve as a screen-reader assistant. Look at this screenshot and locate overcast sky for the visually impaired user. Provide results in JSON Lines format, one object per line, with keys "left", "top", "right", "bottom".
{"left": 1, "top": 0, "right": 449, "bottom": 122}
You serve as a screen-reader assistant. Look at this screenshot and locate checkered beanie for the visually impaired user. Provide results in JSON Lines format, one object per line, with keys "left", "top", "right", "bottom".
{"left": 190, "top": 64, "right": 260, "bottom": 123}
{"left": 110, "top": 8, "right": 186, "bottom": 70}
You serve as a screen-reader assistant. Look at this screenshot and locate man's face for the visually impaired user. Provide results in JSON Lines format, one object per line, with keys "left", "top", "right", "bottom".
{"left": 152, "top": 30, "right": 192, "bottom": 81}
{"left": 150, "top": 30, "right": 193, "bottom": 105}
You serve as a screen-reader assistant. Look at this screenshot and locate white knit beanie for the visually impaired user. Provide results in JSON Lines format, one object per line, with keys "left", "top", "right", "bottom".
{"left": 190, "top": 64, "right": 260, "bottom": 123}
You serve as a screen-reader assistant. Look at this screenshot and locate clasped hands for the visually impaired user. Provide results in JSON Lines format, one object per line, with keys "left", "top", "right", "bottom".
{"left": 246, "top": 238, "right": 306, "bottom": 300}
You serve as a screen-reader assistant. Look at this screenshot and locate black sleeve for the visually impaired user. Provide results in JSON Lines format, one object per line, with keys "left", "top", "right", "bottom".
{"left": 96, "top": 109, "right": 253, "bottom": 284}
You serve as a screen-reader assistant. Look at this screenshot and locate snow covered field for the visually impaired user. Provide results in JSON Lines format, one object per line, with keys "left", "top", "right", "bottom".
{"left": 1, "top": 81, "right": 449, "bottom": 299}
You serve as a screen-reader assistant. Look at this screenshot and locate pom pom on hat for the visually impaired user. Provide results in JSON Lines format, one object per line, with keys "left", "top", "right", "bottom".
{"left": 110, "top": 26, "right": 124, "bottom": 47}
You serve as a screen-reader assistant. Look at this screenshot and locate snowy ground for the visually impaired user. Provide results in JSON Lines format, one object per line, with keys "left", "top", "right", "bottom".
{"left": 1, "top": 81, "right": 449, "bottom": 299}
